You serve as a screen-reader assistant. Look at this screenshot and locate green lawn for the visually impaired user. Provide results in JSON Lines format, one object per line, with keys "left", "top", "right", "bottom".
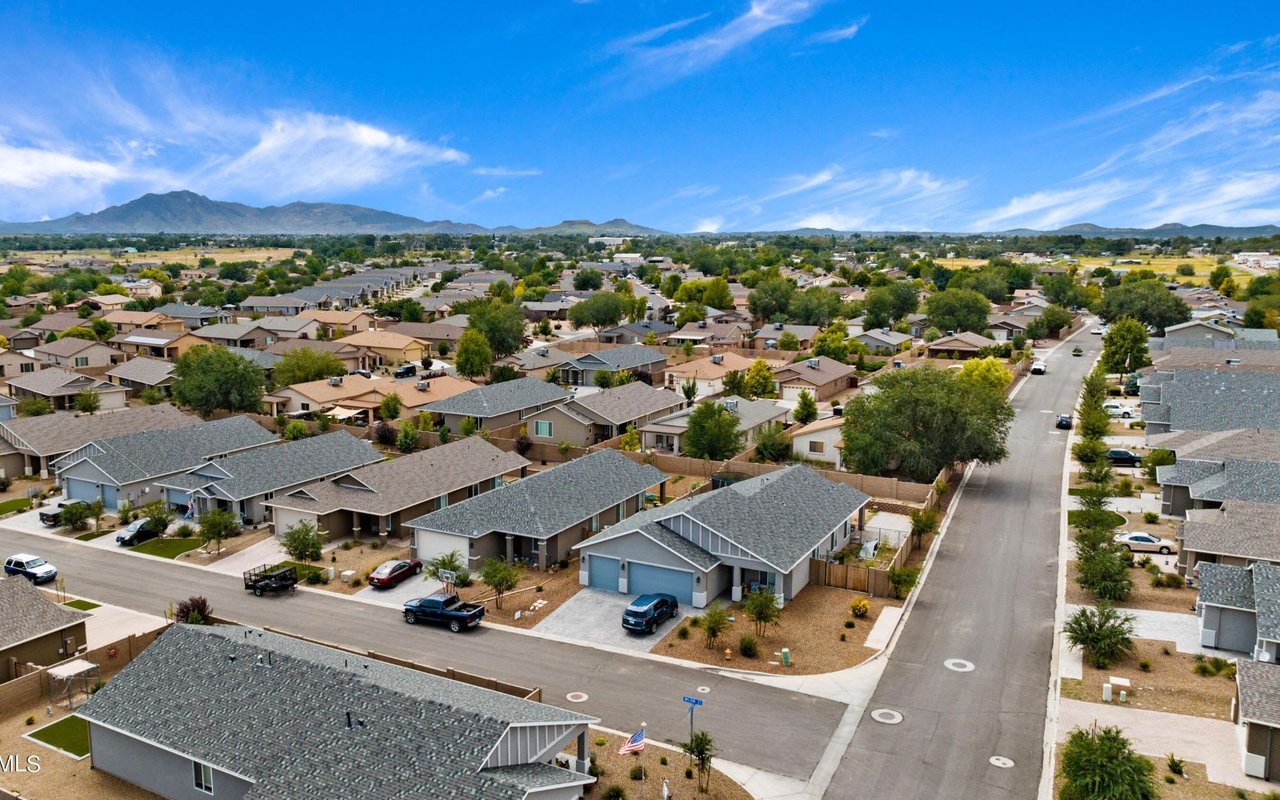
{"left": 1067, "top": 509, "right": 1127, "bottom": 529}
{"left": 75, "top": 529, "right": 113, "bottom": 541}
{"left": 63, "top": 599, "right": 100, "bottom": 611}
{"left": 27, "top": 715, "right": 90, "bottom": 758}
{"left": 0, "top": 497, "right": 32, "bottom": 515}
{"left": 275, "top": 560, "right": 324, "bottom": 581}
{"left": 131, "top": 537, "right": 204, "bottom": 559}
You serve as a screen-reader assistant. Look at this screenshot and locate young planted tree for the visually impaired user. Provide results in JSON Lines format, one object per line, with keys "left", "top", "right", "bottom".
{"left": 379, "top": 392, "right": 402, "bottom": 421}
{"left": 742, "top": 358, "right": 776, "bottom": 399}
{"left": 680, "top": 378, "right": 699, "bottom": 407}
{"left": 742, "top": 590, "right": 781, "bottom": 636}
{"left": 282, "top": 520, "right": 324, "bottom": 562}
{"left": 1076, "top": 547, "right": 1133, "bottom": 603}
{"left": 282, "top": 420, "right": 308, "bottom": 441}
{"left": 59, "top": 501, "right": 92, "bottom": 532}
{"left": 619, "top": 425, "right": 640, "bottom": 452}
{"left": 396, "top": 420, "right": 418, "bottom": 453}
{"left": 198, "top": 509, "right": 241, "bottom": 555}
{"left": 73, "top": 389, "right": 101, "bottom": 414}
{"left": 1101, "top": 317, "right": 1150, "bottom": 377}
{"left": 752, "top": 422, "right": 791, "bottom": 463}
{"left": 479, "top": 557, "right": 523, "bottom": 610}
{"left": 455, "top": 328, "right": 494, "bottom": 379}
{"left": 681, "top": 730, "right": 718, "bottom": 794}
{"left": 684, "top": 401, "right": 744, "bottom": 460}
{"left": 792, "top": 389, "right": 818, "bottom": 425}
{"left": 700, "top": 601, "right": 730, "bottom": 650}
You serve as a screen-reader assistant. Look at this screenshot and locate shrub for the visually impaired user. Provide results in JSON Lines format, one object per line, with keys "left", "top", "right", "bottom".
{"left": 603, "top": 785, "right": 626, "bottom": 800}
{"left": 840, "top": 632, "right": 847, "bottom": 641}
{"left": 850, "top": 597, "right": 870, "bottom": 618}
{"left": 174, "top": 596, "right": 212, "bottom": 625}
{"left": 1063, "top": 604, "right": 1136, "bottom": 669}
{"left": 1114, "top": 476, "right": 1136, "bottom": 497}
{"left": 1143, "top": 448, "right": 1176, "bottom": 481}
{"left": 1165, "top": 775, "right": 1176, "bottom": 784}
{"left": 1167, "top": 753, "right": 1185, "bottom": 776}
{"left": 535, "top": 584, "right": 544, "bottom": 593}
{"left": 1139, "top": 659, "right": 1151, "bottom": 671}
{"left": 0, "top": 475, "right": 10, "bottom": 492}
{"left": 175, "top": 523, "right": 195, "bottom": 538}
{"left": 281, "top": 420, "right": 308, "bottom": 441}
{"left": 25, "top": 715, "right": 35, "bottom": 725}
{"left": 1076, "top": 547, "right": 1133, "bottom": 602}
{"left": 1162, "top": 646, "right": 1171, "bottom": 656}
{"left": 659, "top": 756, "right": 668, "bottom": 766}
{"left": 594, "top": 736, "right": 607, "bottom": 747}
{"left": 1145, "top": 561, "right": 1161, "bottom": 576}
{"left": 558, "top": 558, "right": 569, "bottom": 570}
{"left": 688, "top": 615, "right": 702, "bottom": 628}
{"left": 739, "top": 634, "right": 758, "bottom": 658}
{"left": 677, "top": 626, "right": 690, "bottom": 640}
{"left": 630, "top": 765, "right": 645, "bottom": 780}
{"left": 685, "top": 768, "right": 694, "bottom": 779}
{"left": 455, "top": 568, "right": 473, "bottom": 588}
{"left": 887, "top": 566, "right": 920, "bottom": 600}
{"left": 1060, "top": 724, "right": 1156, "bottom": 800}
{"left": 370, "top": 540, "right": 382, "bottom": 550}
{"left": 1143, "top": 511, "right": 1159, "bottom": 524}
{"left": 844, "top": 620, "right": 856, "bottom": 629}
{"left": 351, "top": 577, "right": 362, "bottom": 587}
{"left": 306, "top": 571, "right": 323, "bottom": 585}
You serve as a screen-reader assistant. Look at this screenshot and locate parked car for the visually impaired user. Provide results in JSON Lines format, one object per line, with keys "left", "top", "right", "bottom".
{"left": 393, "top": 364, "right": 417, "bottom": 379}
{"left": 1106, "top": 448, "right": 1144, "bottom": 467}
{"left": 1056, "top": 413, "right": 1073, "bottom": 430}
{"left": 4, "top": 553, "right": 57, "bottom": 583}
{"left": 39, "top": 499, "right": 86, "bottom": 527}
{"left": 1091, "top": 325, "right": 1109, "bottom": 336}
{"left": 1030, "top": 360, "right": 1048, "bottom": 375}
{"left": 1102, "top": 401, "right": 1134, "bottom": 418}
{"left": 350, "top": 368, "right": 373, "bottom": 378}
{"left": 1114, "top": 531, "right": 1178, "bottom": 555}
{"left": 368, "top": 558, "right": 423, "bottom": 588}
{"left": 621, "top": 593, "right": 679, "bottom": 635}
{"left": 116, "top": 518, "right": 165, "bottom": 547}
{"left": 403, "top": 592, "right": 484, "bottom": 632}
{"left": 243, "top": 564, "right": 298, "bottom": 597}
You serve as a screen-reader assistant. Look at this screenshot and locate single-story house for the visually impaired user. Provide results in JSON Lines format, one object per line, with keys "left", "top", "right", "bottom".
{"left": 667, "top": 320, "right": 751, "bottom": 347}
{"left": 1196, "top": 561, "right": 1280, "bottom": 658}
{"left": 425, "top": 376, "right": 569, "bottom": 434}
{"left": 239, "top": 295, "right": 316, "bottom": 316}
{"left": 78, "top": 624, "right": 598, "bottom": 800}
{"left": 788, "top": 415, "right": 845, "bottom": 469}
{"left": 771, "top": 356, "right": 856, "bottom": 402}
{"left": 297, "top": 308, "right": 377, "bottom": 338}
{"left": 32, "top": 337, "right": 123, "bottom": 370}
{"left": 1161, "top": 319, "right": 1240, "bottom": 343}
{"left": 386, "top": 320, "right": 469, "bottom": 354}
{"left": 255, "top": 315, "right": 321, "bottom": 341}
{"left": 192, "top": 322, "right": 277, "bottom": 350}
{"left": 26, "top": 313, "right": 86, "bottom": 339}
{"left": 108, "top": 329, "right": 207, "bottom": 360}
{"left": 102, "top": 310, "right": 186, "bottom": 334}
{"left": 0, "top": 349, "right": 41, "bottom": 383}
{"left": 575, "top": 465, "right": 870, "bottom": 608}
{"left": 0, "top": 403, "right": 194, "bottom": 478}
{"left": 105, "top": 357, "right": 176, "bottom": 396}
{"left": 1178, "top": 501, "right": 1280, "bottom": 580}
{"left": 266, "top": 437, "right": 529, "bottom": 540}
{"left": 598, "top": 320, "right": 677, "bottom": 345}
{"left": 6, "top": 367, "right": 128, "bottom": 411}
{"left": 2, "top": 328, "right": 42, "bottom": 352}
{"left": 155, "top": 431, "right": 381, "bottom": 526}
{"left": 1236, "top": 659, "right": 1280, "bottom": 781}
{"left": 523, "top": 382, "right": 685, "bottom": 447}
{"left": 151, "top": 302, "right": 231, "bottom": 329}
{"left": 407, "top": 448, "right": 665, "bottom": 570}
{"left": 264, "top": 373, "right": 474, "bottom": 424}
{"left": 1151, "top": 429, "right": 1280, "bottom": 517}
{"left": 752, "top": 324, "right": 820, "bottom": 351}
{"left": 985, "top": 314, "right": 1029, "bottom": 342}
{"left": 852, "top": 328, "right": 913, "bottom": 355}
{"left": 265, "top": 338, "right": 377, "bottom": 374}
{"left": 493, "top": 346, "right": 574, "bottom": 378}
{"left": 925, "top": 331, "right": 997, "bottom": 359}
{"left": 639, "top": 396, "right": 787, "bottom": 455}
{"left": 557, "top": 345, "right": 667, "bottom": 387}
{"left": 0, "top": 577, "right": 89, "bottom": 682}
{"left": 335, "top": 330, "right": 425, "bottom": 366}
{"left": 663, "top": 351, "right": 787, "bottom": 401}
{"left": 52, "top": 415, "right": 277, "bottom": 511}
{"left": 88, "top": 293, "right": 134, "bottom": 312}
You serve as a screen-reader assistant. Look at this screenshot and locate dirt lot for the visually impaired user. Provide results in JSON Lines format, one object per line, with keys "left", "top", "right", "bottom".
{"left": 296, "top": 539, "right": 415, "bottom": 595}
{"left": 576, "top": 730, "right": 750, "bottom": 800}
{"left": 175, "top": 527, "right": 274, "bottom": 565}
{"left": 1065, "top": 560, "right": 1198, "bottom": 614}
{"left": 650, "top": 585, "right": 900, "bottom": 674}
{"left": 458, "top": 559, "right": 584, "bottom": 629}
{"left": 1061, "top": 639, "right": 1237, "bottom": 720}
{"left": 1053, "top": 750, "right": 1273, "bottom": 800}
{"left": 21, "top": 247, "right": 304, "bottom": 268}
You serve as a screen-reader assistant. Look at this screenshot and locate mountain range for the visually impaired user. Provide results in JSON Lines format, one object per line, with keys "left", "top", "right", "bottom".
{"left": 0, "top": 191, "right": 1274, "bottom": 238}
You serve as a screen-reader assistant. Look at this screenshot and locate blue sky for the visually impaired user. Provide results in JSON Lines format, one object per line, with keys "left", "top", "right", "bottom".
{"left": 1, "top": 1, "right": 1278, "bottom": 232}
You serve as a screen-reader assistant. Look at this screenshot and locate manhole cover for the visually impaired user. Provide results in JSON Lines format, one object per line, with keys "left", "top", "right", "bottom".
{"left": 990, "top": 756, "right": 1015, "bottom": 769}
{"left": 944, "top": 658, "right": 975, "bottom": 673}
{"left": 870, "top": 708, "right": 903, "bottom": 725}
{"left": 696, "top": 686, "right": 711, "bottom": 694}
{"left": 566, "top": 692, "right": 589, "bottom": 703}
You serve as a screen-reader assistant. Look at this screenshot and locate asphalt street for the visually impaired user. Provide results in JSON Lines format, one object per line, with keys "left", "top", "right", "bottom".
{"left": 825, "top": 329, "right": 1100, "bottom": 800}
{"left": 0, "top": 526, "right": 843, "bottom": 781}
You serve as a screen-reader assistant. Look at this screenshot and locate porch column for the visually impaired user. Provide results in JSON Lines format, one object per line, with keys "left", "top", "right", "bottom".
{"left": 659, "top": 480, "right": 666, "bottom": 504}
{"left": 38, "top": 455, "right": 48, "bottom": 480}
{"left": 576, "top": 730, "right": 589, "bottom": 774}
{"left": 23, "top": 453, "right": 34, "bottom": 477}
{"left": 505, "top": 534, "right": 514, "bottom": 563}
{"left": 537, "top": 541, "right": 547, "bottom": 571}
{"left": 858, "top": 507, "right": 866, "bottom": 531}
{"left": 731, "top": 565, "right": 743, "bottom": 602}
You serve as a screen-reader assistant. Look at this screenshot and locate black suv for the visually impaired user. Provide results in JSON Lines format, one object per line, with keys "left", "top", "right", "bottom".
{"left": 621, "top": 593, "right": 679, "bottom": 634}
{"left": 1107, "top": 448, "right": 1143, "bottom": 467}
{"left": 393, "top": 364, "right": 417, "bottom": 379}
{"left": 116, "top": 518, "right": 166, "bottom": 547}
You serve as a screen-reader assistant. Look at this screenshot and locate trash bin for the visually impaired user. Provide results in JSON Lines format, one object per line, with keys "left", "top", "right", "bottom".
{"left": 781, "top": 648, "right": 791, "bottom": 667}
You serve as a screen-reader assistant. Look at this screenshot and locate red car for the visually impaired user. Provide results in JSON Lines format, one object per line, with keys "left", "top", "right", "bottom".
{"left": 368, "top": 559, "right": 423, "bottom": 588}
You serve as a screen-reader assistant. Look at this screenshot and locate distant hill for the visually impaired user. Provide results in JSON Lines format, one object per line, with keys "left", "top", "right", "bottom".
{"left": 1001, "top": 221, "right": 1280, "bottom": 239}
{"left": 0, "top": 191, "right": 666, "bottom": 236}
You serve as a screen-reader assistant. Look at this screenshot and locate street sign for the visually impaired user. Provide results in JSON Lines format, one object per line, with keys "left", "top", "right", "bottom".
{"left": 681, "top": 696, "right": 703, "bottom": 706}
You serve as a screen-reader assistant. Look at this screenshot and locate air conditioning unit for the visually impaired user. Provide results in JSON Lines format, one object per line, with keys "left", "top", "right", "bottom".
{"left": 537, "top": 348, "right": 549, "bottom": 357}
{"left": 416, "top": 381, "right": 430, "bottom": 392}
{"left": 806, "top": 359, "right": 819, "bottom": 369}
{"left": 327, "top": 376, "right": 343, "bottom": 386}
{"left": 697, "top": 320, "right": 707, "bottom": 328}
{"left": 774, "top": 322, "right": 784, "bottom": 330}
{"left": 710, "top": 355, "right": 724, "bottom": 365}
{"left": 723, "top": 400, "right": 738, "bottom": 412}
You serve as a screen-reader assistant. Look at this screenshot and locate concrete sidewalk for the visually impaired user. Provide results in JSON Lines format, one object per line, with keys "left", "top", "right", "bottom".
{"left": 1057, "top": 698, "right": 1272, "bottom": 794}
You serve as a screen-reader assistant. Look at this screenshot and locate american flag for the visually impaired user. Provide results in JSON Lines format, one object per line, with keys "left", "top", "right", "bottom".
{"left": 618, "top": 730, "right": 646, "bottom": 755}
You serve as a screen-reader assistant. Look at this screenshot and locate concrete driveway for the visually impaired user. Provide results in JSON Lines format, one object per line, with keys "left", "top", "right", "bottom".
{"left": 4, "top": 508, "right": 57, "bottom": 536}
{"left": 353, "top": 572, "right": 443, "bottom": 609}
{"left": 537, "top": 587, "right": 673, "bottom": 653}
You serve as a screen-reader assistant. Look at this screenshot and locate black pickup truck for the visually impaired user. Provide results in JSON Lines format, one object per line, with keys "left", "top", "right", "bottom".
{"left": 39, "top": 500, "right": 86, "bottom": 527}
{"left": 402, "top": 592, "right": 485, "bottom": 632}
{"left": 243, "top": 564, "right": 298, "bottom": 597}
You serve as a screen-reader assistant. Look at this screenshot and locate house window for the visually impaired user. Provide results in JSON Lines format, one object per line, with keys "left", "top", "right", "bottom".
{"left": 74, "top": 357, "right": 89, "bottom": 367}
{"left": 533, "top": 420, "right": 553, "bottom": 438}
{"left": 808, "top": 441, "right": 825, "bottom": 454}
{"left": 590, "top": 514, "right": 600, "bottom": 532}
{"left": 20, "top": 363, "right": 34, "bottom": 373}
{"left": 493, "top": 477, "right": 503, "bottom": 490}
{"left": 193, "top": 762, "right": 213, "bottom": 794}
{"left": 301, "top": 403, "right": 311, "bottom": 411}
{"left": 468, "top": 484, "right": 479, "bottom": 498}
{"left": 438, "top": 494, "right": 449, "bottom": 510}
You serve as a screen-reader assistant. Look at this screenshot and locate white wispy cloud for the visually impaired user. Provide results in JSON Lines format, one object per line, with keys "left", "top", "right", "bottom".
{"left": 692, "top": 216, "right": 724, "bottom": 233}
{"left": 773, "top": 168, "right": 969, "bottom": 231}
{"left": 672, "top": 184, "right": 719, "bottom": 199}
{"left": 973, "top": 180, "right": 1142, "bottom": 231}
{"left": 604, "top": 14, "right": 711, "bottom": 54}
{"left": 469, "top": 186, "right": 508, "bottom": 205}
{"left": 472, "top": 165, "right": 542, "bottom": 177}
{"left": 868, "top": 128, "right": 898, "bottom": 139}
{"left": 807, "top": 17, "right": 867, "bottom": 45}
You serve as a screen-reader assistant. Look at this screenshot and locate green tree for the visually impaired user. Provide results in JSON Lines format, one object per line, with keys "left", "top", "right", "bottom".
{"left": 681, "top": 731, "right": 718, "bottom": 794}
{"left": 1060, "top": 724, "right": 1156, "bottom": 800}
{"left": 675, "top": 301, "right": 707, "bottom": 328}
{"left": 466, "top": 300, "right": 526, "bottom": 358}
{"left": 1041, "top": 304, "right": 1074, "bottom": 335}
{"left": 379, "top": 392, "right": 402, "bottom": 421}
{"left": 1100, "top": 317, "right": 1149, "bottom": 376}
{"left": 59, "top": 501, "right": 92, "bottom": 531}
{"left": 841, "top": 365, "right": 1015, "bottom": 481}
{"left": 793, "top": 390, "right": 818, "bottom": 424}
{"left": 396, "top": 420, "right": 418, "bottom": 453}
{"left": 925, "top": 288, "right": 990, "bottom": 333}
{"left": 812, "top": 324, "right": 850, "bottom": 362}
{"left": 777, "top": 331, "right": 800, "bottom": 351}
{"left": 788, "top": 286, "right": 841, "bottom": 326}
{"left": 887, "top": 565, "right": 920, "bottom": 599}
{"left": 489, "top": 364, "right": 520, "bottom": 383}
{"left": 17, "top": 397, "right": 53, "bottom": 417}
{"left": 752, "top": 422, "right": 791, "bottom": 463}
{"left": 955, "top": 357, "right": 1012, "bottom": 397}
{"left": 58, "top": 326, "right": 97, "bottom": 341}
{"left": 680, "top": 378, "right": 699, "bottom": 406}
{"left": 282, "top": 519, "right": 324, "bottom": 561}
{"left": 862, "top": 286, "right": 895, "bottom": 329}
{"left": 73, "top": 389, "right": 101, "bottom": 414}
{"left": 455, "top": 328, "right": 493, "bottom": 379}
{"left": 425, "top": 550, "right": 464, "bottom": 583}
{"left": 572, "top": 268, "right": 604, "bottom": 291}
{"left": 619, "top": 424, "right": 640, "bottom": 451}
{"left": 567, "top": 292, "right": 627, "bottom": 333}
{"left": 171, "top": 346, "right": 265, "bottom": 417}
{"left": 887, "top": 281, "right": 920, "bottom": 320}
{"left": 743, "top": 589, "right": 781, "bottom": 636}
{"left": 721, "top": 369, "right": 747, "bottom": 398}
{"left": 138, "top": 386, "right": 165, "bottom": 405}
{"left": 1025, "top": 317, "right": 1048, "bottom": 341}
{"left": 742, "top": 358, "right": 776, "bottom": 399}
{"left": 273, "top": 348, "right": 347, "bottom": 387}
{"left": 281, "top": 419, "right": 308, "bottom": 441}
{"left": 684, "top": 400, "right": 744, "bottom": 459}
{"left": 1076, "top": 546, "right": 1133, "bottom": 603}
{"left": 1098, "top": 279, "right": 1190, "bottom": 332}
{"left": 479, "top": 557, "right": 524, "bottom": 610}
{"left": 747, "top": 278, "right": 796, "bottom": 321}
{"left": 1064, "top": 604, "right": 1137, "bottom": 670}
{"left": 1208, "top": 264, "right": 1232, "bottom": 291}
{"left": 699, "top": 277, "right": 734, "bottom": 310}
{"left": 198, "top": 509, "right": 241, "bottom": 555}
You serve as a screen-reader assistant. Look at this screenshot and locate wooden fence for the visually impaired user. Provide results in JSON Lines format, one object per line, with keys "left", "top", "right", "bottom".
{"left": 0, "top": 627, "right": 168, "bottom": 712}
{"left": 808, "top": 527, "right": 918, "bottom": 597}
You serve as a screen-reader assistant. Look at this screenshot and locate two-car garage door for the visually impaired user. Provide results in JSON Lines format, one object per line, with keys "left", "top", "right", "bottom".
{"left": 628, "top": 562, "right": 694, "bottom": 605}
{"left": 64, "top": 479, "right": 119, "bottom": 508}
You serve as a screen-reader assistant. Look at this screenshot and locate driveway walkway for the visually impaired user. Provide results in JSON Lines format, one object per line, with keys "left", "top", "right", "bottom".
{"left": 537, "top": 588, "right": 659, "bottom": 653}
{"left": 1065, "top": 604, "right": 1207, "bottom": 655}
{"left": 205, "top": 535, "right": 288, "bottom": 576}
{"left": 353, "top": 573, "right": 442, "bottom": 608}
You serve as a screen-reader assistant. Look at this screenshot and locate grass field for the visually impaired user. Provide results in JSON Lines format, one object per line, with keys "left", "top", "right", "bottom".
{"left": 0, "top": 497, "right": 32, "bottom": 515}
{"left": 1074, "top": 254, "right": 1249, "bottom": 280}
{"left": 131, "top": 537, "right": 204, "bottom": 559}
{"left": 18, "top": 246, "right": 305, "bottom": 267}
{"left": 74, "top": 529, "right": 112, "bottom": 541}
{"left": 27, "top": 715, "right": 90, "bottom": 758}
{"left": 63, "top": 599, "right": 100, "bottom": 611}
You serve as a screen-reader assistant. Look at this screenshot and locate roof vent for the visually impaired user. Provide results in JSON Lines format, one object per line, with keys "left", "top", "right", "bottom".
{"left": 416, "top": 381, "right": 430, "bottom": 391}
{"left": 328, "top": 376, "right": 343, "bottom": 386}
{"left": 710, "top": 355, "right": 724, "bottom": 365}
{"left": 806, "top": 359, "right": 819, "bottom": 369}
{"left": 1226, "top": 358, "right": 1242, "bottom": 366}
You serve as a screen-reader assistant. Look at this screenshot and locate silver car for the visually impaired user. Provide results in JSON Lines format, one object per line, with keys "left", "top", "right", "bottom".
{"left": 1114, "top": 531, "right": 1177, "bottom": 555}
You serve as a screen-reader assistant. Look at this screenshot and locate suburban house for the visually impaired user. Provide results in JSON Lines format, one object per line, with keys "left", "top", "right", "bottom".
{"left": 297, "top": 308, "right": 377, "bottom": 338}
{"left": 557, "top": 346, "right": 667, "bottom": 387}
{"left": 227, "top": 347, "right": 283, "bottom": 374}
{"left": 667, "top": 319, "right": 751, "bottom": 347}
{"left": 0, "top": 396, "right": 15, "bottom": 422}
{"left": 425, "top": 377, "right": 569, "bottom": 433}
{"left": 852, "top": 328, "right": 913, "bottom": 354}
{"left": 1151, "top": 429, "right": 1280, "bottom": 516}
{"left": 87, "top": 293, "right": 133, "bottom": 312}
{"left": 265, "top": 338, "right": 377, "bottom": 374}
{"left": 108, "top": 328, "right": 207, "bottom": 359}
{"left": 4, "top": 328, "right": 42, "bottom": 351}
{"left": 26, "top": 313, "right": 87, "bottom": 340}
{"left": 752, "top": 323, "right": 820, "bottom": 351}
{"left": 639, "top": 396, "right": 787, "bottom": 455}
{"left": 598, "top": 320, "right": 676, "bottom": 345}
{"left": 1236, "top": 660, "right": 1280, "bottom": 781}
{"left": 267, "top": 437, "right": 529, "bottom": 541}
{"left": 255, "top": 315, "right": 321, "bottom": 341}
{"left": 32, "top": 337, "right": 123, "bottom": 370}
{"left": 192, "top": 321, "right": 277, "bottom": 350}
{"left": 78, "top": 625, "right": 599, "bottom": 800}
{"left": 494, "top": 346, "right": 574, "bottom": 378}
{"left": 0, "top": 577, "right": 89, "bottom": 682}
{"left": 264, "top": 373, "right": 474, "bottom": 423}
{"left": 1141, "top": 369, "right": 1280, "bottom": 436}
{"left": 239, "top": 295, "right": 316, "bottom": 316}
{"left": 6, "top": 367, "right": 128, "bottom": 411}
{"left": 386, "top": 320, "right": 468, "bottom": 353}
{"left": 105, "top": 357, "right": 175, "bottom": 396}
{"left": 522, "top": 382, "right": 685, "bottom": 447}
{"left": 575, "top": 466, "right": 870, "bottom": 608}
{"left": 335, "top": 330, "right": 425, "bottom": 366}
{"left": 1196, "top": 561, "right": 1280, "bottom": 658}
{"left": 985, "top": 315, "right": 1030, "bottom": 342}
{"left": 102, "top": 310, "right": 186, "bottom": 334}
{"left": 663, "top": 351, "right": 787, "bottom": 401}
{"left": 155, "top": 431, "right": 381, "bottom": 526}
{"left": 1163, "top": 319, "right": 1250, "bottom": 343}
{"left": 407, "top": 448, "right": 665, "bottom": 570}
{"left": 151, "top": 302, "right": 231, "bottom": 329}
{"left": 788, "top": 416, "right": 845, "bottom": 469}
{"left": 925, "top": 331, "right": 997, "bottom": 359}
{"left": 0, "top": 348, "right": 41, "bottom": 383}
{"left": 771, "top": 356, "right": 856, "bottom": 402}
{"left": 1178, "top": 501, "right": 1280, "bottom": 580}
{"left": 52, "top": 415, "right": 277, "bottom": 511}
{"left": 0, "top": 403, "right": 194, "bottom": 478}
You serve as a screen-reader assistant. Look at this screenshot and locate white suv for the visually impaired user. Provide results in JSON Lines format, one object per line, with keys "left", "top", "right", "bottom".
{"left": 1102, "top": 401, "right": 1134, "bottom": 418}
{"left": 1030, "top": 360, "right": 1047, "bottom": 375}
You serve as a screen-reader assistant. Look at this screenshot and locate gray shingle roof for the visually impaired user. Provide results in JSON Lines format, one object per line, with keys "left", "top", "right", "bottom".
{"left": 53, "top": 416, "right": 277, "bottom": 485}
{"left": 1255, "top": 562, "right": 1280, "bottom": 643}
{"left": 0, "top": 404, "right": 194, "bottom": 457}
{"left": 192, "top": 322, "right": 266, "bottom": 341}
{"left": 1181, "top": 502, "right": 1280, "bottom": 563}
{"left": 106, "top": 357, "right": 175, "bottom": 386}
{"left": 425, "top": 377, "right": 569, "bottom": 419}
{"left": 0, "top": 577, "right": 88, "bottom": 650}
{"left": 1238, "top": 659, "right": 1280, "bottom": 727}
{"left": 567, "top": 383, "right": 684, "bottom": 426}
{"left": 1197, "top": 562, "right": 1255, "bottom": 610}
{"left": 153, "top": 302, "right": 224, "bottom": 321}
{"left": 225, "top": 346, "right": 282, "bottom": 370}
{"left": 267, "top": 438, "right": 528, "bottom": 516}
{"left": 562, "top": 345, "right": 666, "bottom": 372}
{"left": 78, "top": 625, "right": 595, "bottom": 800}
{"left": 640, "top": 396, "right": 786, "bottom": 436}
{"left": 6, "top": 366, "right": 120, "bottom": 397}
{"left": 1140, "top": 369, "right": 1280, "bottom": 432}
{"left": 406, "top": 449, "right": 664, "bottom": 540}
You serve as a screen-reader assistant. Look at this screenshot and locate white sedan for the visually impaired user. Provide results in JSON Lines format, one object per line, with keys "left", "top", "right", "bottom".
{"left": 1114, "top": 531, "right": 1178, "bottom": 555}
